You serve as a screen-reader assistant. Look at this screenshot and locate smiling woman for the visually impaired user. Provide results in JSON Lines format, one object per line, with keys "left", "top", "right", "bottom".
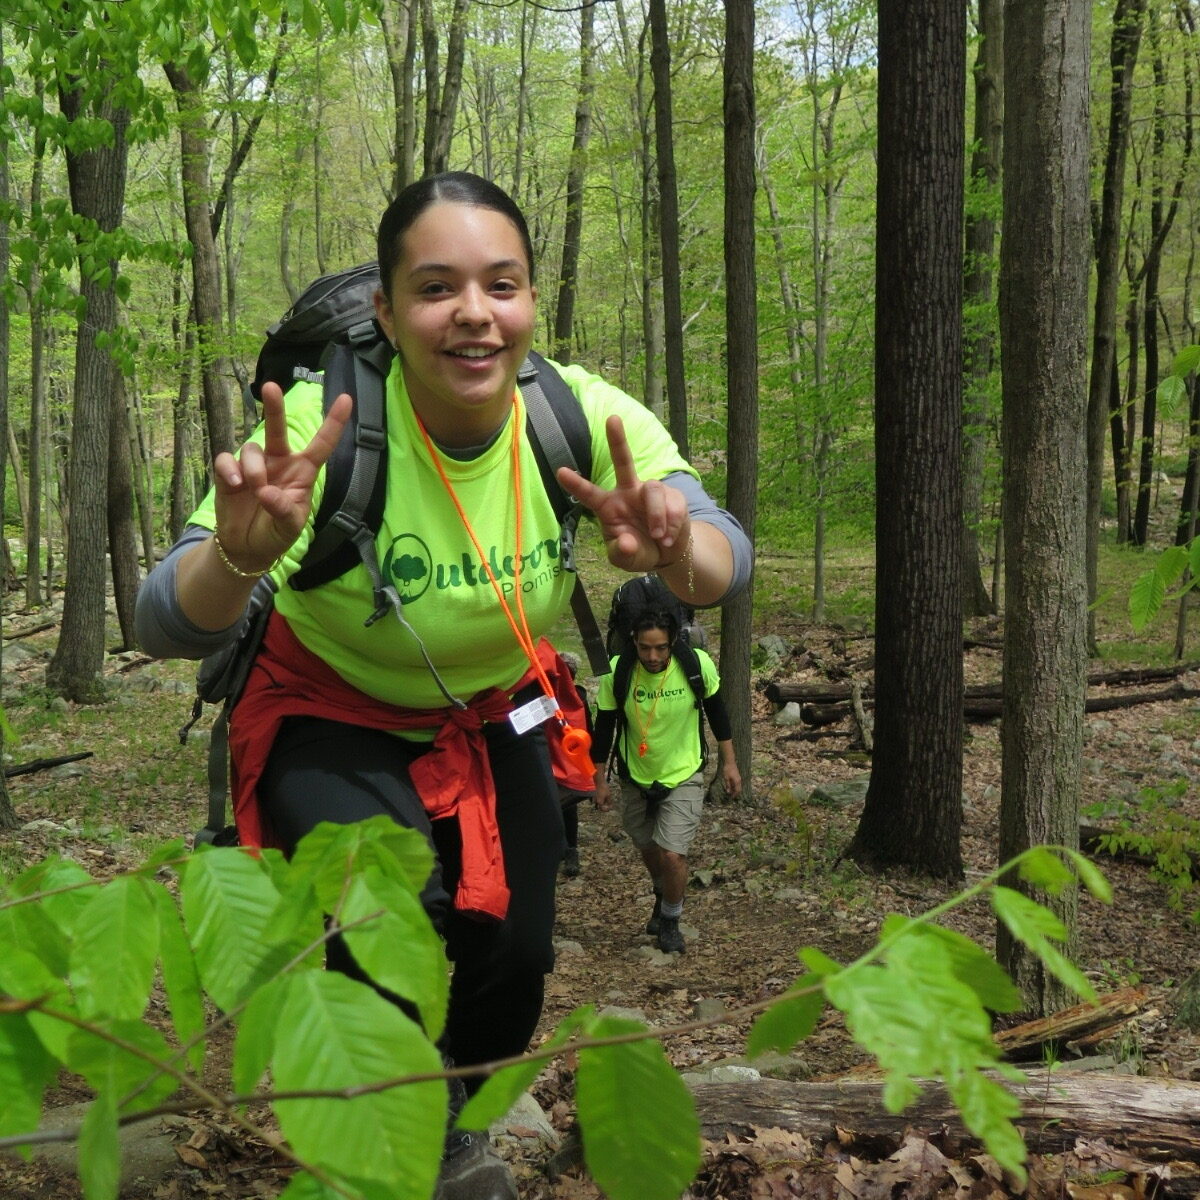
{"left": 135, "top": 171, "right": 752, "bottom": 1200}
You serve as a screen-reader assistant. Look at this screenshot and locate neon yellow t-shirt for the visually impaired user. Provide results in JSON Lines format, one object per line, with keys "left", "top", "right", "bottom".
{"left": 595, "top": 649, "right": 720, "bottom": 788}
{"left": 189, "top": 358, "right": 695, "bottom": 708}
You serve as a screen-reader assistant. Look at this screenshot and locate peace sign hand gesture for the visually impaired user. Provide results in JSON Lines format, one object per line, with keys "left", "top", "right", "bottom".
{"left": 210, "top": 382, "right": 353, "bottom": 575}
{"left": 555, "top": 415, "right": 690, "bottom": 575}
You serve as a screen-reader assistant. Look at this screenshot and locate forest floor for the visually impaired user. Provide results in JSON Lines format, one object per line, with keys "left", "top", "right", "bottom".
{"left": 3, "top": 607, "right": 1200, "bottom": 1199}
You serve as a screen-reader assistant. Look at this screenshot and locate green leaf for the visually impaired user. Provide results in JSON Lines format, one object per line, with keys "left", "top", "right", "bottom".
{"left": 79, "top": 1092, "right": 120, "bottom": 1200}
{"left": 797, "top": 946, "right": 842, "bottom": 976}
{"left": 233, "top": 977, "right": 285, "bottom": 1096}
{"left": 1058, "top": 849, "right": 1113, "bottom": 903}
{"left": 1190, "top": 537, "right": 1200, "bottom": 581}
{"left": 947, "top": 1068, "right": 1026, "bottom": 1182}
{"left": 180, "top": 847, "right": 286, "bottom": 1010}
{"left": 134, "top": 839, "right": 188, "bottom": 875}
{"left": 1172, "top": 344, "right": 1200, "bottom": 378}
{"left": 272, "top": 971, "right": 444, "bottom": 1200}
{"left": 289, "top": 818, "right": 435, "bottom": 913}
{"left": 1129, "top": 568, "right": 1164, "bottom": 632}
{"left": 1157, "top": 374, "right": 1186, "bottom": 415}
{"left": 1156, "top": 544, "right": 1190, "bottom": 585}
{"left": 0, "top": 1013, "right": 57, "bottom": 1142}
{"left": 277, "top": 1173, "right": 348, "bottom": 1200}
{"left": 576, "top": 1016, "right": 701, "bottom": 1200}
{"left": 1016, "top": 847, "right": 1075, "bottom": 896}
{"left": 880, "top": 918, "right": 1021, "bottom": 1014}
{"left": 149, "top": 885, "right": 206, "bottom": 1075}
{"left": 458, "top": 1007, "right": 595, "bottom": 1130}
{"left": 990, "top": 887, "right": 1095, "bottom": 1002}
{"left": 68, "top": 1019, "right": 179, "bottom": 1114}
{"left": 747, "top": 980, "right": 824, "bottom": 1057}
{"left": 70, "top": 877, "right": 159, "bottom": 1021}
{"left": 340, "top": 865, "right": 449, "bottom": 1042}
{"left": 0, "top": 944, "right": 76, "bottom": 1060}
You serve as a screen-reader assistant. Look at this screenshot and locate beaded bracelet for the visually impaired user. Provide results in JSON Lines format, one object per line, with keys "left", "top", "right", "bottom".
{"left": 212, "top": 533, "right": 277, "bottom": 580}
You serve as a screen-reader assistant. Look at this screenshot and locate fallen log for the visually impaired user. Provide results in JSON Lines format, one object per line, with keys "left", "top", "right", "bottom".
{"left": 5, "top": 751, "right": 94, "bottom": 779}
{"left": 799, "top": 683, "right": 1200, "bottom": 727}
{"left": 2, "top": 621, "right": 54, "bottom": 642}
{"left": 765, "top": 663, "right": 1200, "bottom": 707}
{"left": 994, "top": 986, "right": 1149, "bottom": 1061}
{"left": 689, "top": 1069, "right": 1200, "bottom": 1161}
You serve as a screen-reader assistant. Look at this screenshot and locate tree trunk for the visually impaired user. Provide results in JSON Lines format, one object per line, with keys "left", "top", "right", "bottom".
{"left": 649, "top": 0, "right": 688, "bottom": 459}
{"left": 0, "top": 24, "right": 17, "bottom": 830}
{"left": 962, "top": 0, "right": 1002, "bottom": 619}
{"left": 719, "top": 0, "right": 758, "bottom": 805}
{"left": 848, "top": 0, "right": 965, "bottom": 879}
{"left": 552, "top": 0, "right": 595, "bottom": 367}
{"left": 107, "top": 373, "right": 139, "bottom": 652}
{"left": 164, "top": 62, "right": 235, "bottom": 459}
{"left": 421, "top": 0, "right": 468, "bottom": 176}
{"left": 1114, "top": 324, "right": 1135, "bottom": 543}
{"left": 379, "top": 0, "right": 414, "bottom": 195}
{"left": 997, "top": 0, "right": 1091, "bottom": 1015}
{"left": 1084, "top": 0, "right": 1145, "bottom": 648}
{"left": 46, "top": 79, "right": 129, "bottom": 703}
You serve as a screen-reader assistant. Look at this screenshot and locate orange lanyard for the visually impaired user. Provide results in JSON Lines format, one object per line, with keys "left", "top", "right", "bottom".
{"left": 415, "top": 395, "right": 594, "bottom": 778}
{"left": 633, "top": 661, "right": 665, "bottom": 758}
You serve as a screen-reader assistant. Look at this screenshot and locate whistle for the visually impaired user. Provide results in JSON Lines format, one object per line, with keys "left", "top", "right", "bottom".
{"left": 562, "top": 724, "right": 596, "bottom": 780}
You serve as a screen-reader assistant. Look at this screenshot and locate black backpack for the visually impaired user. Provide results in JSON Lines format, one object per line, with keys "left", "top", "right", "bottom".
{"left": 605, "top": 575, "right": 708, "bottom": 773}
{"left": 605, "top": 573, "right": 704, "bottom": 657}
{"left": 183, "top": 262, "right": 609, "bottom": 844}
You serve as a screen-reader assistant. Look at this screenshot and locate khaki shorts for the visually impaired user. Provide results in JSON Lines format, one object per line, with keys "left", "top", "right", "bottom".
{"left": 619, "top": 771, "right": 704, "bottom": 855}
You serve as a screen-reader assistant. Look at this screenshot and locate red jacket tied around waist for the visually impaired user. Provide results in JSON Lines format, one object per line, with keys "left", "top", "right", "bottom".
{"left": 228, "top": 611, "right": 592, "bottom": 921}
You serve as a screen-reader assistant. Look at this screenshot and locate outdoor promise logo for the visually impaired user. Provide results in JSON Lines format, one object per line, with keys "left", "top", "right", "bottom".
{"left": 381, "top": 532, "right": 564, "bottom": 605}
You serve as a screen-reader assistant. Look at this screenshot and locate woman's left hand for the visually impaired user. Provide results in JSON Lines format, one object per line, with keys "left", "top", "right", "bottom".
{"left": 556, "top": 415, "right": 690, "bottom": 574}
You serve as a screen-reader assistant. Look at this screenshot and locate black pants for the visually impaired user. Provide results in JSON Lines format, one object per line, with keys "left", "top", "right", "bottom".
{"left": 258, "top": 713, "right": 565, "bottom": 1074}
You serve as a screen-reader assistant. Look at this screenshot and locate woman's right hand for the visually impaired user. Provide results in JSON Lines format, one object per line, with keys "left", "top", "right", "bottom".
{"left": 211, "top": 382, "right": 353, "bottom": 573}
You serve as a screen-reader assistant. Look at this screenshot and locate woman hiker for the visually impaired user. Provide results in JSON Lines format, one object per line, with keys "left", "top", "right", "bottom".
{"left": 136, "top": 170, "right": 752, "bottom": 1200}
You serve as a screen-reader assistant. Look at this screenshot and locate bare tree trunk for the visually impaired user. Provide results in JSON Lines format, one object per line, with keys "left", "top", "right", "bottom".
{"left": 719, "top": 0, "right": 758, "bottom": 805}
{"left": 164, "top": 62, "right": 235, "bottom": 458}
{"left": 962, "top": 0, "right": 1002, "bottom": 618}
{"left": 0, "top": 24, "right": 17, "bottom": 829}
{"left": 649, "top": 0, "right": 689, "bottom": 458}
{"left": 107, "top": 373, "right": 139, "bottom": 651}
{"left": 553, "top": 0, "right": 595, "bottom": 366}
{"left": 1084, "top": 0, "right": 1145, "bottom": 648}
{"left": 47, "top": 79, "right": 129, "bottom": 703}
{"left": 379, "top": 0, "right": 414, "bottom": 195}
{"left": 422, "top": 0, "right": 468, "bottom": 176}
{"left": 848, "top": 0, "right": 965, "bottom": 878}
{"left": 1115, "top": 303, "right": 1136, "bottom": 543}
{"left": 1133, "top": 7, "right": 1190, "bottom": 545}
{"left": 997, "top": 0, "right": 1091, "bottom": 1015}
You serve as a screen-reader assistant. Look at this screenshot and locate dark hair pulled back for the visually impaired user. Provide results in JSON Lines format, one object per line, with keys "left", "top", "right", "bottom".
{"left": 631, "top": 609, "right": 680, "bottom": 644}
{"left": 376, "top": 172, "right": 536, "bottom": 298}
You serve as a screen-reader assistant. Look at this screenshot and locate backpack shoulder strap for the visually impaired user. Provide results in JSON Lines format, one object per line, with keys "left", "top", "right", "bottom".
{"left": 519, "top": 352, "right": 609, "bottom": 676}
{"left": 289, "top": 333, "right": 393, "bottom": 594}
{"left": 519, "top": 350, "right": 592, "bottom": 517}
{"left": 676, "top": 640, "right": 706, "bottom": 707}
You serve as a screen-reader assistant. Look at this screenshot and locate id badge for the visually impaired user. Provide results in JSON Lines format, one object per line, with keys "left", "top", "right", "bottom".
{"left": 508, "top": 694, "right": 558, "bottom": 735}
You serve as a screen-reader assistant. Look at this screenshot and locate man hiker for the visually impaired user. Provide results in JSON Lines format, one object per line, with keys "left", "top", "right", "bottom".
{"left": 591, "top": 609, "right": 741, "bottom": 953}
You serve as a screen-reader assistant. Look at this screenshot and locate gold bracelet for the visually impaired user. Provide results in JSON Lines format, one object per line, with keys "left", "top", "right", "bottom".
{"left": 212, "top": 533, "right": 277, "bottom": 580}
{"left": 655, "top": 532, "right": 695, "bottom": 596}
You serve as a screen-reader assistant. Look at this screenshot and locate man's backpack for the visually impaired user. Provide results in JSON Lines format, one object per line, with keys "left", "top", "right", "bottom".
{"left": 605, "top": 573, "right": 705, "bottom": 658}
{"left": 605, "top": 575, "right": 709, "bottom": 773}
{"left": 182, "top": 261, "right": 609, "bottom": 844}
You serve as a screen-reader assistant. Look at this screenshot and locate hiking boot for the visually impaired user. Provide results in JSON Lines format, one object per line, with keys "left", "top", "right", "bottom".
{"left": 436, "top": 1129, "right": 518, "bottom": 1200}
{"left": 438, "top": 1070, "right": 518, "bottom": 1200}
{"left": 645, "top": 892, "right": 663, "bottom": 936}
{"left": 656, "top": 915, "right": 685, "bottom": 954}
{"left": 562, "top": 847, "right": 581, "bottom": 877}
